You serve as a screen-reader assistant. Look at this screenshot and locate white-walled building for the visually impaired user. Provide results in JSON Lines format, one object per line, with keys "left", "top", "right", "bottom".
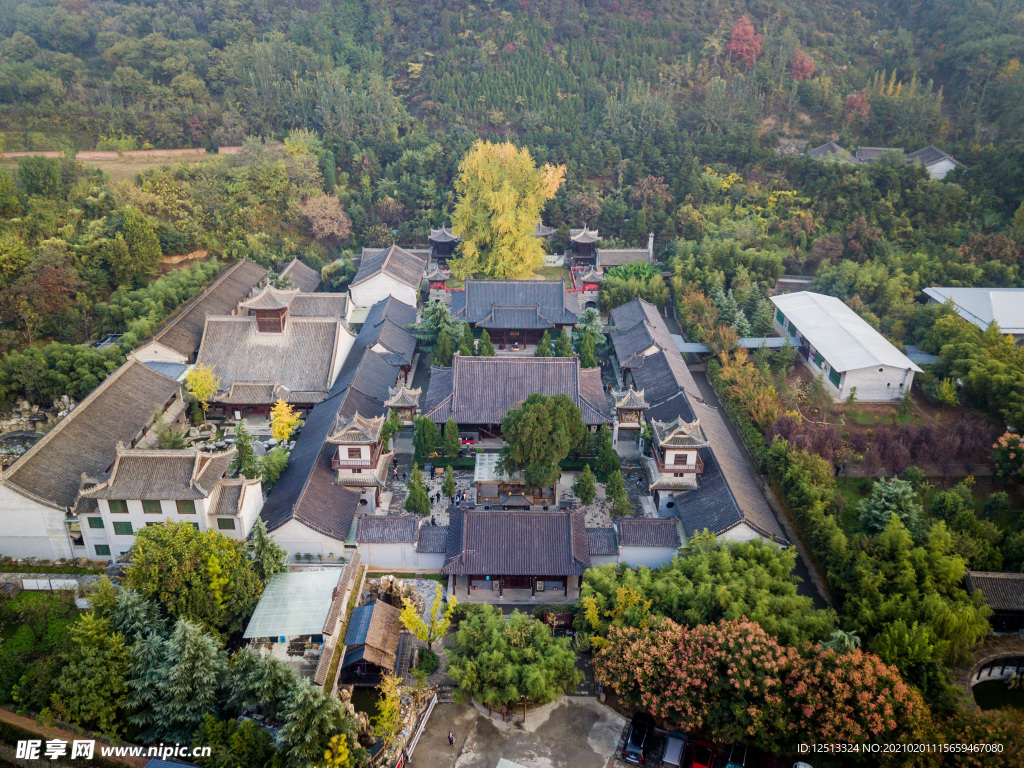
{"left": 0, "top": 359, "right": 183, "bottom": 560}
{"left": 923, "top": 287, "right": 1024, "bottom": 345}
{"left": 347, "top": 245, "right": 426, "bottom": 320}
{"left": 77, "top": 446, "right": 262, "bottom": 560}
{"left": 906, "top": 146, "right": 964, "bottom": 180}
{"left": 586, "top": 518, "right": 682, "bottom": 569}
{"left": 770, "top": 291, "right": 922, "bottom": 402}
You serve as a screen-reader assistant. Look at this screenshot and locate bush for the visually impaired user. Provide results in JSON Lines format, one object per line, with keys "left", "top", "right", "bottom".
{"left": 413, "top": 649, "right": 440, "bottom": 676}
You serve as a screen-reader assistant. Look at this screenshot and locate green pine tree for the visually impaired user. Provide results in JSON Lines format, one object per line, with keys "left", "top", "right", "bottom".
{"left": 572, "top": 464, "right": 597, "bottom": 505}
{"left": 151, "top": 618, "right": 228, "bottom": 744}
{"left": 231, "top": 420, "right": 261, "bottom": 479}
{"left": 578, "top": 330, "right": 598, "bottom": 368}
{"left": 607, "top": 470, "right": 631, "bottom": 516}
{"left": 405, "top": 463, "right": 431, "bottom": 516}
{"left": 536, "top": 329, "right": 553, "bottom": 356}
{"left": 460, "top": 322, "right": 476, "bottom": 356}
{"left": 434, "top": 327, "right": 455, "bottom": 366}
{"left": 413, "top": 416, "right": 440, "bottom": 463}
{"left": 478, "top": 329, "right": 495, "bottom": 356}
{"left": 247, "top": 517, "right": 289, "bottom": 584}
{"left": 442, "top": 465, "right": 457, "bottom": 499}
{"left": 443, "top": 418, "right": 461, "bottom": 459}
{"left": 279, "top": 681, "right": 360, "bottom": 768}
{"left": 592, "top": 424, "right": 620, "bottom": 482}
{"left": 554, "top": 327, "right": 574, "bottom": 356}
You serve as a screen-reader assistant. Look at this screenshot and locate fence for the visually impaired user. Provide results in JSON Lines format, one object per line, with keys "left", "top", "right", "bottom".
{"left": 406, "top": 693, "right": 438, "bottom": 758}
{"left": 21, "top": 578, "right": 78, "bottom": 591}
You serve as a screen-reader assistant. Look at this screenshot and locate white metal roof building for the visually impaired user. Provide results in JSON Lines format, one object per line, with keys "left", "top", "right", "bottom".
{"left": 243, "top": 570, "right": 340, "bottom": 639}
{"left": 923, "top": 287, "right": 1024, "bottom": 344}
{"left": 770, "top": 292, "right": 921, "bottom": 402}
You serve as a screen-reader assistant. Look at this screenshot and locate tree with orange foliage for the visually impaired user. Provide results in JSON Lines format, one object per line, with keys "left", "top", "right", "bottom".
{"left": 726, "top": 16, "right": 762, "bottom": 69}
{"left": 843, "top": 90, "right": 870, "bottom": 125}
{"left": 789, "top": 49, "right": 815, "bottom": 81}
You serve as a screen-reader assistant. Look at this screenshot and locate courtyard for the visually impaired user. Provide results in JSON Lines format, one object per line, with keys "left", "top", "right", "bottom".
{"left": 412, "top": 698, "right": 625, "bottom": 768}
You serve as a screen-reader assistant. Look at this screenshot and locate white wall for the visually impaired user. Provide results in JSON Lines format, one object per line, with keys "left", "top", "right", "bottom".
{"left": 133, "top": 342, "right": 188, "bottom": 365}
{"left": 357, "top": 541, "right": 416, "bottom": 570}
{"left": 619, "top": 546, "right": 677, "bottom": 570}
{"left": 0, "top": 485, "right": 74, "bottom": 560}
{"left": 841, "top": 365, "right": 916, "bottom": 402}
{"left": 926, "top": 159, "right": 957, "bottom": 180}
{"left": 589, "top": 553, "right": 620, "bottom": 567}
{"left": 414, "top": 551, "right": 445, "bottom": 570}
{"left": 330, "top": 326, "right": 356, "bottom": 387}
{"left": 349, "top": 276, "right": 418, "bottom": 311}
{"left": 236, "top": 483, "right": 264, "bottom": 538}
{"left": 271, "top": 518, "right": 350, "bottom": 560}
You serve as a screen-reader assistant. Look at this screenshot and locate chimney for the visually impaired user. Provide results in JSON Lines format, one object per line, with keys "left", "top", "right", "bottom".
{"left": 647, "top": 232, "right": 655, "bottom": 259}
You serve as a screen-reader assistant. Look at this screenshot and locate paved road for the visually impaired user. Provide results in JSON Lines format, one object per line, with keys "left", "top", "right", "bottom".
{"left": 662, "top": 312, "right": 830, "bottom": 610}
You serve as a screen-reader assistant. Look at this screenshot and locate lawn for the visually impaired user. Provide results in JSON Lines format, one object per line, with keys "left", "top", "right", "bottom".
{"left": 972, "top": 679, "right": 1024, "bottom": 712}
{"left": 1, "top": 152, "right": 221, "bottom": 183}
{"left": 533, "top": 265, "right": 571, "bottom": 282}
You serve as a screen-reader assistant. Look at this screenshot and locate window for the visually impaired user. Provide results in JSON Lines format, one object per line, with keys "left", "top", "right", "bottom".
{"left": 189, "top": 522, "right": 199, "bottom": 530}
{"left": 142, "top": 500, "right": 162, "bottom": 515}
{"left": 788, "top": 322, "right": 799, "bottom": 338}
{"left": 87, "top": 517, "right": 104, "bottom": 529}
{"left": 347, "top": 447, "right": 361, "bottom": 459}
{"left": 108, "top": 499, "right": 128, "bottom": 514}
{"left": 217, "top": 518, "right": 236, "bottom": 531}
{"left": 95, "top": 544, "right": 111, "bottom": 557}
{"left": 112, "top": 521, "right": 133, "bottom": 536}
{"left": 829, "top": 368, "right": 841, "bottom": 387}
{"left": 775, "top": 308, "right": 785, "bottom": 324}
{"left": 813, "top": 351, "right": 824, "bottom": 367}
{"left": 176, "top": 499, "right": 196, "bottom": 515}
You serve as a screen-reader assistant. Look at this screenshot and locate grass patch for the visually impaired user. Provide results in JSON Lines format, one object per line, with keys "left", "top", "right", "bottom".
{"left": 324, "top": 565, "right": 365, "bottom": 691}
{"left": 366, "top": 572, "right": 447, "bottom": 585}
{"left": 533, "top": 265, "right": 570, "bottom": 282}
{"left": 0, "top": 563, "right": 104, "bottom": 575}
{"left": 972, "top": 680, "right": 1024, "bottom": 711}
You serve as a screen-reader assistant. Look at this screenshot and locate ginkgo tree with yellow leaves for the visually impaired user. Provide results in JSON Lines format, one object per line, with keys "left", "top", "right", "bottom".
{"left": 450, "top": 140, "right": 565, "bottom": 279}
{"left": 270, "top": 398, "right": 301, "bottom": 443}
{"left": 185, "top": 364, "right": 220, "bottom": 427}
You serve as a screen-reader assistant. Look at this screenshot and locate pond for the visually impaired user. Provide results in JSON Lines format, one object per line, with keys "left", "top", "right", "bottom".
{"left": 349, "top": 686, "right": 381, "bottom": 720}
{"left": 0, "top": 430, "right": 41, "bottom": 456}
{"left": 972, "top": 679, "right": 1024, "bottom": 711}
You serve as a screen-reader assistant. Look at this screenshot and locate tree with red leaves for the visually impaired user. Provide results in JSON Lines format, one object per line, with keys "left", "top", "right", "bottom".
{"left": 790, "top": 49, "right": 815, "bottom": 81}
{"left": 843, "top": 90, "right": 870, "bottom": 125}
{"left": 726, "top": 16, "right": 762, "bottom": 69}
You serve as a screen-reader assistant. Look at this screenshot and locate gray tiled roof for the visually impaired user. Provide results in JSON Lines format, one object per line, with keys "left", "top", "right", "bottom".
{"left": 855, "top": 146, "right": 904, "bottom": 163}
{"left": 351, "top": 245, "right": 427, "bottom": 289}
{"left": 423, "top": 354, "right": 611, "bottom": 426}
{"left": 289, "top": 294, "right": 348, "bottom": 318}
{"left": 417, "top": 525, "right": 448, "bottom": 553}
{"left": 570, "top": 227, "right": 600, "bottom": 244}
{"left": 598, "top": 248, "right": 651, "bottom": 267}
{"left": 151, "top": 259, "right": 267, "bottom": 359}
{"left": 356, "top": 515, "right": 418, "bottom": 544}
{"left": 260, "top": 298, "right": 416, "bottom": 541}
{"left": 239, "top": 286, "right": 296, "bottom": 311}
{"left": 196, "top": 317, "right": 345, "bottom": 404}
{"left": 966, "top": 571, "right": 1024, "bottom": 612}
{"left": 80, "top": 447, "right": 234, "bottom": 500}
{"left": 2, "top": 360, "right": 181, "bottom": 509}
{"left": 208, "top": 479, "right": 245, "bottom": 516}
{"left": 370, "top": 319, "right": 417, "bottom": 365}
{"left": 807, "top": 142, "right": 859, "bottom": 165}
{"left": 454, "top": 279, "right": 579, "bottom": 328}
{"left": 587, "top": 527, "right": 618, "bottom": 556}
{"left": 611, "top": 300, "right": 786, "bottom": 544}
{"left": 442, "top": 509, "right": 590, "bottom": 575}
{"left": 618, "top": 518, "right": 680, "bottom": 548}
{"left": 279, "top": 258, "right": 322, "bottom": 292}
{"left": 429, "top": 226, "right": 459, "bottom": 243}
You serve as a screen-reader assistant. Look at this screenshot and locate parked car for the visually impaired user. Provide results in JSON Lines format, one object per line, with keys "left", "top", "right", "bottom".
{"left": 660, "top": 732, "right": 689, "bottom": 768}
{"left": 621, "top": 713, "right": 656, "bottom": 765}
{"left": 725, "top": 744, "right": 750, "bottom": 768}
{"left": 686, "top": 738, "right": 716, "bottom": 768}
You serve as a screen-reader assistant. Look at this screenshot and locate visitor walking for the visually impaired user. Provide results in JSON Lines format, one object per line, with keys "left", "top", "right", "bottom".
{"left": 448, "top": 731, "right": 455, "bottom": 748}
